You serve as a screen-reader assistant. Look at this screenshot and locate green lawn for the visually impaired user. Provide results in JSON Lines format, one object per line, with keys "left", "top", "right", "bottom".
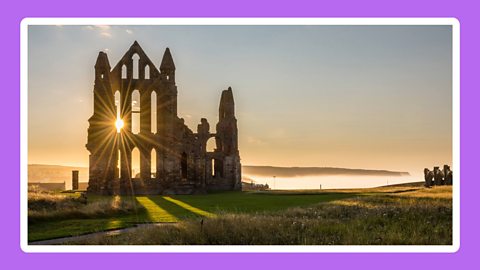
{"left": 67, "top": 185, "right": 452, "bottom": 245}
{"left": 28, "top": 191, "right": 351, "bottom": 242}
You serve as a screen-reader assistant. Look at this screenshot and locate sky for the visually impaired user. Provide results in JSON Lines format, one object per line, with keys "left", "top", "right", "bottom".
{"left": 28, "top": 25, "right": 453, "bottom": 175}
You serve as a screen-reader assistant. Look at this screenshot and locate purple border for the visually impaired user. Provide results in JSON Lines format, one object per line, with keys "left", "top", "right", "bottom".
{"left": 4, "top": 0, "right": 479, "bottom": 269}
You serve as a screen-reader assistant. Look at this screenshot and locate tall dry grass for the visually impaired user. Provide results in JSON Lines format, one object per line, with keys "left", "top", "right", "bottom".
{"left": 28, "top": 187, "right": 140, "bottom": 223}
{"left": 67, "top": 186, "right": 452, "bottom": 245}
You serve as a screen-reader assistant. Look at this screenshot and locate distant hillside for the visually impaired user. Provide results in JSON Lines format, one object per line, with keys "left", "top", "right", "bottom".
{"left": 242, "top": 166, "right": 410, "bottom": 177}
{"left": 28, "top": 164, "right": 88, "bottom": 183}
{"left": 28, "top": 164, "right": 409, "bottom": 184}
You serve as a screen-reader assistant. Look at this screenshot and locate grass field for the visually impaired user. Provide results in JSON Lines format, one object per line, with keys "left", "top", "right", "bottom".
{"left": 28, "top": 183, "right": 452, "bottom": 245}
{"left": 28, "top": 190, "right": 351, "bottom": 241}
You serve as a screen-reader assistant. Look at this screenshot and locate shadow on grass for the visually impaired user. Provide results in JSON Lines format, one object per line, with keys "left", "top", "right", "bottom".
{"left": 28, "top": 217, "right": 131, "bottom": 242}
{"left": 170, "top": 191, "right": 354, "bottom": 214}
{"left": 28, "top": 191, "right": 354, "bottom": 242}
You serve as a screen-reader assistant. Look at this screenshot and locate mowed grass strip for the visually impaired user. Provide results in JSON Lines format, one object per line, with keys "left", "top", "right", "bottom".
{"left": 162, "top": 197, "right": 215, "bottom": 217}
{"left": 135, "top": 197, "right": 179, "bottom": 222}
{"left": 169, "top": 192, "right": 352, "bottom": 214}
{"left": 28, "top": 191, "right": 349, "bottom": 242}
{"left": 28, "top": 217, "right": 134, "bottom": 242}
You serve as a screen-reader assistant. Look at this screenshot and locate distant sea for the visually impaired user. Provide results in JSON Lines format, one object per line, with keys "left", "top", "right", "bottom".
{"left": 243, "top": 174, "right": 421, "bottom": 190}
{"left": 28, "top": 164, "right": 418, "bottom": 190}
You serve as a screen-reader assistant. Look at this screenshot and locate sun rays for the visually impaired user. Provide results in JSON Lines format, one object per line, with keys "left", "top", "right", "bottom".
{"left": 115, "top": 118, "right": 124, "bottom": 133}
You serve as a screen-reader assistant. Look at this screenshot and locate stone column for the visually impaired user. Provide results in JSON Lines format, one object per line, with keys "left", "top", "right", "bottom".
{"left": 72, "top": 170, "right": 79, "bottom": 190}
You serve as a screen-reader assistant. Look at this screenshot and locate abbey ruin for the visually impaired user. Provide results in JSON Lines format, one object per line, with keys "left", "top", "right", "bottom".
{"left": 86, "top": 41, "right": 241, "bottom": 195}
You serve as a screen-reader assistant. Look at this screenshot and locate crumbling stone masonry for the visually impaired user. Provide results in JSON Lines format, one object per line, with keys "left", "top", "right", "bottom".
{"left": 72, "top": 170, "right": 79, "bottom": 190}
{"left": 86, "top": 41, "right": 241, "bottom": 195}
{"left": 424, "top": 165, "right": 452, "bottom": 188}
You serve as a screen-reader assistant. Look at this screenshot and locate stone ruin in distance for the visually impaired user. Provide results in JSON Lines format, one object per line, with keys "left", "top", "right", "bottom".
{"left": 86, "top": 41, "right": 241, "bottom": 195}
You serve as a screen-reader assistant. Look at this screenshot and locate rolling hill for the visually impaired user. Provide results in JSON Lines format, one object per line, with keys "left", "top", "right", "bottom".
{"left": 242, "top": 165, "right": 409, "bottom": 177}
{"left": 27, "top": 164, "right": 409, "bottom": 183}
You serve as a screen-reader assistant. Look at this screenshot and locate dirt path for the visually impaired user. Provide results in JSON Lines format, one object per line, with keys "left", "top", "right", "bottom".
{"left": 29, "top": 223, "right": 176, "bottom": 245}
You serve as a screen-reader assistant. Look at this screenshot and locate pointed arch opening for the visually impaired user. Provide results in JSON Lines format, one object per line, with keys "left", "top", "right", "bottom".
{"left": 114, "top": 90, "right": 121, "bottom": 117}
{"left": 117, "top": 149, "right": 121, "bottom": 179}
{"left": 151, "top": 148, "right": 157, "bottom": 178}
{"left": 151, "top": 91, "right": 157, "bottom": 134}
{"left": 206, "top": 137, "right": 216, "bottom": 152}
{"left": 209, "top": 159, "right": 215, "bottom": 178}
{"left": 132, "top": 54, "right": 140, "bottom": 79}
{"left": 145, "top": 65, "right": 150, "bottom": 80}
{"left": 114, "top": 91, "right": 123, "bottom": 133}
{"left": 131, "top": 147, "right": 140, "bottom": 179}
{"left": 121, "top": 64, "right": 127, "bottom": 79}
{"left": 131, "top": 90, "right": 140, "bottom": 134}
{"left": 213, "top": 158, "right": 223, "bottom": 178}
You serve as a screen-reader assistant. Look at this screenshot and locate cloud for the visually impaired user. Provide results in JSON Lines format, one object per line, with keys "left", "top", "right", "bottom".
{"left": 100, "top": 32, "right": 112, "bottom": 38}
{"left": 85, "top": 25, "right": 113, "bottom": 38}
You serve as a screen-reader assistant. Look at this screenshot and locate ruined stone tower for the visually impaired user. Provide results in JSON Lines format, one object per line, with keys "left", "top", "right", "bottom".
{"left": 86, "top": 41, "right": 241, "bottom": 195}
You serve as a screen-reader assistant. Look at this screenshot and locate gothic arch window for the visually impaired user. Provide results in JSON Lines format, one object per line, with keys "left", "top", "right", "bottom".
{"left": 151, "top": 148, "right": 157, "bottom": 178}
{"left": 114, "top": 90, "right": 121, "bottom": 119}
{"left": 206, "top": 137, "right": 216, "bottom": 152}
{"left": 214, "top": 158, "right": 224, "bottom": 178}
{"left": 132, "top": 54, "right": 140, "bottom": 79}
{"left": 151, "top": 91, "right": 157, "bottom": 134}
{"left": 121, "top": 64, "right": 127, "bottom": 79}
{"left": 145, "top": 65, "right": 150, "bottom": 80}
{"left": 131, "top": 90, "right": 140, "bottom": 134}
{"left": 210, "top": 158, "right": 215, "bottom": 178}
{"left": 117, "top": 150, "right": 122, "bottom": 178}
{"left": 131, "top": 147, "right": 140, "bottom": 178}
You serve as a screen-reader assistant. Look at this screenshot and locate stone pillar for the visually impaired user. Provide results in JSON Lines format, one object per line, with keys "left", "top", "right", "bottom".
{"left": 433, "top": 166, "right": 440, "bottom": 186}
{"left": 156, "top": 150, "right": 164, "bottom": 180}
{"left": 72, "top": 170, "right": 79, "bottom": 190}
{"left": 205, "top": 158, "right": 213, "bottom": 184}
{"left": 140, "top": 149, "right": 151, "bottom": 180}
{"left": 444, "top": 165, "right": 453, "bottom": 185}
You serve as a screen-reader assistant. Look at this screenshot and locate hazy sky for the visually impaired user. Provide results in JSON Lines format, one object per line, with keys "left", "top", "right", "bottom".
{"left": 28, "top": 25, "right": 453, "bottom": 175}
